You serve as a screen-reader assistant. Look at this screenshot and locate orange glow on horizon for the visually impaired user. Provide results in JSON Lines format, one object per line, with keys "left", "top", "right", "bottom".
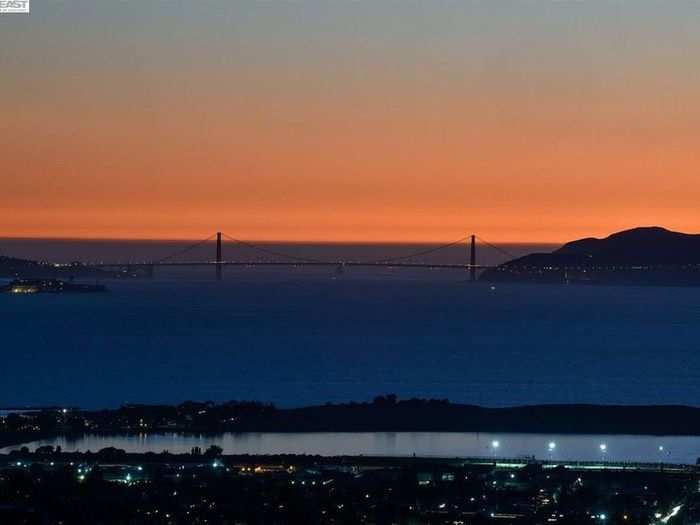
{"left": 2, "top": 2, "right": 700, "bottom": 244}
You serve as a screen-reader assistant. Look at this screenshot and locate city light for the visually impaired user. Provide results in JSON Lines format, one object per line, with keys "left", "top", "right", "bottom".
{"left": 599, "top": 443, "right": 607, "bottom": 452}
{"left": 659, "top": 505, "right": 683, "bottom": 524}
{"left": 548, "top": 442, "right": 556, "bottom": 451}
{"left": 491, "top": 440, "right": 500, "bottom": 449}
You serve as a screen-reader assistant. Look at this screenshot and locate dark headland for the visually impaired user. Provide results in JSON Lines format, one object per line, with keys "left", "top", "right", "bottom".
{"left": 481, "top": 226, "right": 700, "bottom": 285}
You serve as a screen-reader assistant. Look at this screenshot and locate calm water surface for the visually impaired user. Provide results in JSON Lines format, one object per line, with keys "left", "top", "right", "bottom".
{"left": 2, "top": 274, "right": 700, "bottom": 409}
{"left": 2, "top": 240, "right": 700, "bottom": 411}
{"left": 7, "top": 432, "right": 700, "bottom": 464}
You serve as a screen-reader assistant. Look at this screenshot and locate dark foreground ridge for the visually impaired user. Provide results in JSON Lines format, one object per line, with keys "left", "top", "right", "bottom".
{"left": 481, "top": 226, "right": 700, "bottom": 285}
{"left": 4, "top": 397, "right": 700, "bottom": 447}
{"left": 0, "top": 448, "right": 696, "bottom": 524}
{"left": 3, "top": 399, "right": 700, "bottom": 523}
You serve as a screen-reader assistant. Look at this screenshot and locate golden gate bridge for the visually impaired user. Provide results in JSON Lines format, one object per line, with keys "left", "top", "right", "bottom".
{"left": 87, "top": 232, "right": 516, "bottom": 281}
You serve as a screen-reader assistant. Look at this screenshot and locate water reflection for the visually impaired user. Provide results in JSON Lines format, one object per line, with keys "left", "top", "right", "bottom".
{"left": 6, "top": 432, "right": 700, "bottom": 464}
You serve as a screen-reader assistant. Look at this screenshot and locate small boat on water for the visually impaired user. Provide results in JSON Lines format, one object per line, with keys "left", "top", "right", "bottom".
{"left": 1, "top": 279, "right": 108, "bottom": 294}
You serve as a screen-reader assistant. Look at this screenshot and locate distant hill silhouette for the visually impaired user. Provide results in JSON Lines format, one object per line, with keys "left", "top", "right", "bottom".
{"left": 481, "top": 227, "right": 700, "bottom": 285}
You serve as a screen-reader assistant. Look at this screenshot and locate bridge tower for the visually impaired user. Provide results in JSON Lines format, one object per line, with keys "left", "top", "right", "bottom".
{"left": 470, "top": 235, "right": 476, "bottom": 282}
{"left": 216, "top": 232, "right": 222, "bottom": 281}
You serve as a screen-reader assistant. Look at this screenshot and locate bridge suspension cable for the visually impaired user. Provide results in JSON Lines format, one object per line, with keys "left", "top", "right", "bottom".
{"left": 475, "top": 235, "right": 517, "bottom": 260}
{"left": 148, "top": 232, "right": 516, "bottom": 267}
{"left": 220, "top": 233, "right": 325, "bottom": 263}
{"left": 357, "top": 236, "right": 472, "bottom": 265}
{"left": 154, "top": 233, "right": 217, "bottom": 263}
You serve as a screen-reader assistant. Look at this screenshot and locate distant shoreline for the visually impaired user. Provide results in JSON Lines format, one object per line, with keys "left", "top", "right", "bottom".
{"left": 481, "top": 227, "right": 700, "bottom": 286}
{"left": 2, "top": 450, "right": 696, "bottom": 471}
{"left": 5, "top": 400, "right": 700, "bottom": 450}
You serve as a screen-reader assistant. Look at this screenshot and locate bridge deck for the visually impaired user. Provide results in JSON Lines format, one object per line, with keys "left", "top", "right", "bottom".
{"left": 90, "top": 261, "right": 493, "bottom": 270}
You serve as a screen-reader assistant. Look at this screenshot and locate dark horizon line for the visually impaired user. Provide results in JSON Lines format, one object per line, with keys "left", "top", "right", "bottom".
{"left": 0, "top": 234, "right": 561, "bottom": 247}
{"left": 5, "top": 399, "right": 700, "bottom": 413}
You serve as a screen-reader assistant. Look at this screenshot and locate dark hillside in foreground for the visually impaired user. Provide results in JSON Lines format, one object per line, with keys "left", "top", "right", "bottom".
{"left": 481, "top": 227, "right": 700, "bottom": 285}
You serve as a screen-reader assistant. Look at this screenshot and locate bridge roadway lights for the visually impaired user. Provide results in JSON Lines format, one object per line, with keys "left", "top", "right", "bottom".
{"left": 86, "top": 233, "right": 492, "bottom": 277}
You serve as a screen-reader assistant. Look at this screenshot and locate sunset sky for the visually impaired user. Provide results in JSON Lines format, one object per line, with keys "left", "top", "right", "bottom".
{"left": 2, "top": 1, "right": 699, "bottom": 243}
